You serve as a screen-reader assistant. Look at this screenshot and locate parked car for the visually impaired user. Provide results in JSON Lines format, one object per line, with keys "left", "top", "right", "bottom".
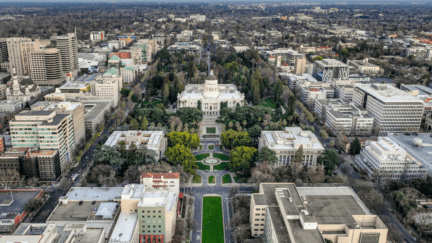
{"left": 79, "top": 201, "right": 83, "bottom": 205}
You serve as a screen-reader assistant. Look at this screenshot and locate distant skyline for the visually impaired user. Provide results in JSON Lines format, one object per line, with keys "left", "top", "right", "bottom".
{"left": 1, "top": 0, "right": 432, "bottom": 3}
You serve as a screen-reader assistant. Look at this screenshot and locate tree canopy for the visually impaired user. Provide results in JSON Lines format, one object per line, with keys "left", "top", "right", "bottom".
{"left": 167, "top": 131, "right": 200, "bottom": 149}
{"left": 349, "top": 137, "right": 362, "bottom": 155}
{"left": 229, "top": 146, "right": 258, "bottom": 172}
{"left": 256, "top": 147, "right": 278, "bottom": 163}
{"left": 318, "top": 149, "right": 340, "bottom": 175}
{"left": 164, "top": 144, "right": 198, "bottom": 175}
{"left": 221, "top": 130, "right": 252, "bottom": 150}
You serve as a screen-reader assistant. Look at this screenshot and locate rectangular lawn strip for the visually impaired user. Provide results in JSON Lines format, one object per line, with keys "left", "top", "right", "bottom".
{"left": 202, "top": 197, "right": 224, "bottom": 243}
{"left": 196, "top": 162, "right": 210, "bottom": 171}
{"left": 265, "top": 98, "right": 276, "bottom": 109}
{"left": 222, "top": 174, "right": 232, "bottom": 183}
{"left": 206, "top": 127, "right": 216, "bottom": 133}
{"left": 208, "top": 145, "right": 214, "bottom": 150}
{"left": 213, "top": 162, "right": 229, "bottom": 171}
{"left": 192, "top": 174, "right": 201, "bottom": 183}
{"left": 194, "top": 153, "right": 210, "bottom": 161}
{"left": 213, "top": 153, "right": 230, "bottom": 161}
{"left": 208, "top": 175, "right": 215, "bottom": 184}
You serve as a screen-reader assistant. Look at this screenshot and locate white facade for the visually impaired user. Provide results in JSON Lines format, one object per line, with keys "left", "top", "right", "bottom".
{"left": 121, "top": 66, "right": 135, "bottom": 83}
{"left": 6, "top": 76, "right": 41, "bottom": 104}
{"left": 325, "top": 101, "right": 374, "bottom": 136}
{"left": 141, "top": 172, "right": 180, "bottom": 194}
{"left": 0, "top": 100, "right": 22, "bottom": 113}
{"left": 90, "top": 31, "right": 105, "bottom": 41}
{"left": 177, "top": 71, "right": 245, "bottom": 116}
{"left": 313, "top": 59, "right": 350, "bottom": 84}
{"left": 348, "top": 59, "right": 380, "bottom": 74}
{"left": 104, "top": 131, "right": 167, "bottom": 161}
{"left": 355, "top": 137, "right": 428, "bottom": 181}
{"left": 189, "top": 14, "right": 206, "bottom": 22}
{"left": 258, "top": 127, "right": 325, "bottom": 166}
{"left": 406, "top": 46, "right": 432, "bottom": 59}
{"left": 353, "top": 84, "right": 424, "bottom": 133}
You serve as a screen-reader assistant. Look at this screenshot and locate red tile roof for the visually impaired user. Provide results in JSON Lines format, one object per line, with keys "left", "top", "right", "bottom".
{"left": 282, "top": 63, "right": 289, "bottom": 66}
{"left": 142, "top": 172, "right": 180, "bottom": 179}
{"left": 269, "top": 55, "right": 276, "bottom": 58}
{"left": 310, "top": 88, "right": 320, "bottom": 92}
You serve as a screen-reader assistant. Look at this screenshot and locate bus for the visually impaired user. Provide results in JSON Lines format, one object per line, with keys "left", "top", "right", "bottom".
{"left": 71, "top": 174, "right": 79, "bottom": 181}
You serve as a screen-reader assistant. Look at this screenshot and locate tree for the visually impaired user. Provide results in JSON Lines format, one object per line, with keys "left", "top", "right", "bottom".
{"left": 164, "top": 144, "right": 198, "bottom": 175}
{"left": 318, "top": 149, "right": 340, "bottom": 175}
{"left": 349, "top": 137, "right": 362, "bottom": 155}
{"left": 313, "top": 56, "right": 323, "bottom": 61}
{"left": 257, "top": 147, "right": 278, "bottom": 163}
{"left": 141, "top": 117, "right": 149, "bottom": 130}
{"left": 81, "top": 178, "right": 88, "bottom": 187}
{"left": 293, "top": 145, "right": 304, "bottom": 163}
{"left": 26, "top": 177, "right": 39, "bottom": 188}
{"left": 220, "top": 130, "right": 252, "bottom": 150}
{"left": 0, "top": 169, "right": 22, "bottom": 200}
{"left": 329, "top": 140, "right": 335, "bottom": 147}
{"left": 197, "top": 100, "right": 201, "bottom": 110}
{"left": 120, "top": 88, "right": 131, "bottom": 97}
{"left": 88, "top": 164, "right": 117, "bottom": 186}
{"left": 25, "top": 198, "right": 42, "bottom": 212}
{"left": 229, "top": 146, "right": 258, "bottom": 172}
{"left": 175, "top": 107, "right": 203, "bottom": 124}
{"left": 249, "top": 162, "right": 276, "bottom": 186}
{"left": 167, "top": 131, "right": 200, "bottom": 148}
{"left": 288, "top": 95, "right": 296, "bottom": 116}
{"left": 95, "top": 145, "right": 125, "bottom": 169}
{"left": 129, "top": 118, "right": 140, "bottom": 130}
{"left": 59, "top": 177, "right": 71, "bottom": 191}
{"left": 247, "top": 125, "right": 262, "bottom": 144}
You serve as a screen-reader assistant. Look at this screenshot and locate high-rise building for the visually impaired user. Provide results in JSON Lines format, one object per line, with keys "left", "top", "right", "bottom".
{"left": 6, "top": 37, "right": 34, "bottom": 76}
{"left": 30, "top": 46, "right": 66, "bottom": 87}
{"left": 294, "top": 56, "right": 306, "bottom": 74}
{"left": 0, "top": 39, "right": 8, "bottom": 64}
{"left": 50, "top": 33, "right": 78, "bottom": 73}
{"left": 313, "top": 59, "right": 350, "bottom": 83}
{"left": 353, "top": 84, "right": 424, "bottom": 133}
{"left": 9, "top": 110, "right": 76, "bottom": 171}
{"left": 89, "top": 31, "right": 105, "bottom": 41}
{"left": 31, "top": 101, "right": 86, "bottom": 149}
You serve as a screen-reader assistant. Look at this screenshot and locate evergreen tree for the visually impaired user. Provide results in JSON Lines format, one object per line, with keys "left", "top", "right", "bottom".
{"left": 288, "top": 95, "right": 296, "bottom": 116}
{"left": 293, "top": 145, "right": 304, "bottom": 163}
{"left": 349, "top": 137, "right": 362, "bottom": 155}
{"left": 141, "top": 117, "right": 149, "bottom": 130}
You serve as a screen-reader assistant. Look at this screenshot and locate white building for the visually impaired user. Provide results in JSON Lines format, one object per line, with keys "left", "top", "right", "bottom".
{"left": 0, "top": 100, "right": 22, "bottom": 113}
{"left": 406, "top": 46, "right": 432, "bottom": 59}
{"left": 177, "top": 71, "right": 245, "bottom": 116}
{"left": 355, "top": 137, "right": 428, "bottom": 181}
{"left": 335, "top": 84, "right": 355, "bottom": 100}
{"left": 6, "top": 76, "right": 41, "bottom": 104}
{"left": 258, "top": 127, "right": 325, "bottom": 166}
{"left": 265, "top": 48, "right": 303, "bottom": 66}
{"left": 104, "top": 131, "right": 167, "bottom": 161}
{"left": 90, "top": 31, "right": 105, "bottom": 41}
{"left": 189, "top": 14, "right": 206, "bottom": 22}
{"left": 348, "top": 59, "right": 380, "bottom": 74}
{"left": 232, "top": 45, "right": 250, "bottom": 53}
{"left": 353, "top": 84, "right": 424, "bottom": 133}
{"left": 141, "top": 172, "right": 180, "bottom": 194}
{"left": 121, "top": 66, "right": 135, "bottom": 83}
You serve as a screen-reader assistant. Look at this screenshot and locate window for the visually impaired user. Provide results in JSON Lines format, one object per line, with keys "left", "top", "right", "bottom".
{"left": 153, "top": 210, "right": 156, "bottom": 213}
{"left": 256, "top": 208, "right": 260, "bottom": 211}
{"left": 158, "top": 215, "right": 161, "bottom": 218}
{"left": 159, "top": 225, "right": 161, "bottom": 228}
{"left": 254, "top": 224, "right": 259, "bottom": 226}
{"left": 153, "top": 216, "right": 156, "bottom": 218}
{"left": 158, "top": 210, "right": 161, "bottom": 213}
{"left": 255, "top": 219, "right": 259, "bottom": 221}
{"left": 255, "top": 214, "right": 260, "bottom": 216}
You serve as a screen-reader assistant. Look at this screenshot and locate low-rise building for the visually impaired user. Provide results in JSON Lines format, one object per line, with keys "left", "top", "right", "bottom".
{"left": 335, "top": 84, "right": 355, "bottom": 100}
{"left": 348, "top": 59, "right": 380, "bottom": 75}
{"left": 82, "top": 101, "right": 111, "bottom": 135}
{"left": 250, "top": 183, "right": 388, "bottom": 243}
{"left": 104, "top": 131, "right": 167, "bottom": 161}
{"left": 355, "top": 137, "right": 428, "bottom": 181}
{"left": 141, "top": 172, "right": 180, "bottom": 194}
{"left": 258, "top": 127, "right": 325, "bottom": 166}
{"left": 0, "top": 100, "right": 22, "bottom": 113}
{"left": 6, "top": 76, "right": 41, "bottom": 105}
{"left": 167, "top": 42, "right": 201, "bottom": 57}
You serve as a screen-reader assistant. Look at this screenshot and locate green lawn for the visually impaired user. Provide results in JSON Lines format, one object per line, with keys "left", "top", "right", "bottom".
{"left": 143, "top": 99, "right": 162, "bottom": 106}
{"left": 199, "top": 145, "right": 203, "bottom": 151}
{"left": 213, "top": 153, "right": 230, "bottom": 161}
{"left": 208, "top": 145, "right": 214, "bottom": 150}
{"left": 259, "top": 98, "right": 277, "bottom": 109}
{"left": 202, "top": 197, "right": 224, "bottom": 243}
{"left": 192, "top": 174, "right": 201, "bottom": 183}
{"left": 206, "top": 127, "right": 216, "bottom": 133}
{"left": 194, "top": 153, "right": 210, "bottom": 161}
{"left": 222, "top": 174, "right": 232, "bottom": 183}
{"left": 213, "top": 162, "right": 229, "bottom": 171}
{"left": 208, "top": 176, "right": 215, "bottom": 184}
{"left": 196, "top": 162, "right": 210, "bottom": 171}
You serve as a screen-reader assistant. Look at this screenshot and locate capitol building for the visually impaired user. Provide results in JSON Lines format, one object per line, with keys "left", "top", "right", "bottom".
{"left": 177, "top": 71, "right": 245, "bottom": 116}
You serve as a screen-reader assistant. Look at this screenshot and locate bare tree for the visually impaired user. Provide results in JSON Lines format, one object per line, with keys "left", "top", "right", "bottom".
{"left": 0, "top": 169, "right": 22, "bottom": 200}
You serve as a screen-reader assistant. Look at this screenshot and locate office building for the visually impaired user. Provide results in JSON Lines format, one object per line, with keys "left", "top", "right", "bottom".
{"left": 82, "top": 101, "right": 111, "bottom": 135}
{"left": 265, "top": 48, "right": 303, "bottom": 66}
{"left": 121, "top": 66, "right": 135, "bottom": 83}
{"left": 0, "top": 39, "right": 7, "bottom": 64}
{"left": 324, "top": 99, "right": 374, "bottom": 136}
{"left": 189, "top": 14, "right": 206, "bottom": 22}
{"left": 136, "top": 39, "right": 158, "bottom": 62}
{"left": 355, "top": 137, "right": 428, "bottom": 181}
{"left": 313, "top": 59, "right": 350, "bottom": 83}
{"left": 141, "top": 172, "right": 180, "bottom": 194}
{"left": 297, "top": 80, "right": 333, "bottom": 104}
{"left": 6, "top": 37, "right": 36, "bottom": 76}
{"left": 283, "top": 73, "right": 317, "bottom": 90}
{"left": 0, "top": 100, "right": 22, "bottom": 113}
{"left": 177, "top": 71, "right": 245, "bottom": 116}
{"left": 250, "top": 183, "right": 388, "bottom": 243}
{"left": 167, "top": 42, "right": 201, "bottom": 57}
{"left": 90, "top": 31, "right": 105, "bottom": 42}
{"left": 294, "top": 56, "right": 306, "bottom": 74}
{"left": 30, "top": 46, "right": 66, "bottom": 87}
{"left": 0, "top": 147, "right": 27, "bottom": 172}
{"left": 6, "top": 75, "right": 41, "bottom": 104}
{"left": 335, "top": 84, "right": 355, "bottom": 100}
{"left": 348, "top": 59, "right": 380, "bottom": 75}
{"left": 1, "top": 223, "right": 105, "bottom": 243}
{"left": 31, "top": 101, "right": 85, "bottom": 147}
{"left": 9, "top": 110, "right": 75, "bottom": 171}
{"left": 131, "top": 45, "right": 148, "bottom": 64}
{"left": 353, "top": 84, "right": 424, "bottom": 133}
{"left": 258, "top": 127, "right": 325, "bottom": 166}
{"left": 50, "top": 33, "right": 78, "bottom": 73}
{"left": 406, "top": 46, "right": 432, "bottom": 59}
{"left": 104, "top": 131, "right": 167, "bottom": 161}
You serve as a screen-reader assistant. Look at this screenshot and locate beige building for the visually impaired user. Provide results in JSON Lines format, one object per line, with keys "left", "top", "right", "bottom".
{"left": 104, "top": 131, "right": 167, "bottom": 161}
{"left": 50, "top": 33, "right": 78, "bottom": 73}
{"left": 0, "top": 100, "right": 22, "bottom": 113}
{"left": 0, "top": 223, "right": 105, "bottom": 243}
{"left": 355, "top": 137, "right": 428, "bottom": 181}
{"left": 30, "top": 46, "right": 66, "bottom": 87}
{"left": 251, "top": 183, "right": 388, "bottom": 243}
{"left": 6, "top": 76, "right": 41, "bottom": 104}
{"left": 82, "top": 101, "right": 111, "bottom": 135}
{"left": 31, "top": 101, "right": 86, "bottom": 148}
{"left": 258, "top": 127, "right": 325, "bottom": 166}
{"left": 9, "top": 110, "right": 75, "bottom": 171}
{"left": 348, "top": 59, "right": 380, "bottom": 75}
{"left": 6, "top": 37, "right": 34, "bottom": 76}
{"left": 294, "top": 56, "right": 306, "bottom": 74}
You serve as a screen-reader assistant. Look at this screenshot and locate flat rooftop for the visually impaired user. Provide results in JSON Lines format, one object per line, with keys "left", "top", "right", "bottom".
{"left": 355, "top": 84, "right": 423, "bottom": 103}
{"left": 108, "top": 213, "right": 137, "bottom": 242}
{"left": 0, "top": 190, "right": 41, "bottom": 214}
{"left": 389, "top": 133, "right": 432, "bottom": 176}
{"left": 268, "top": 207, "right": 292, "bottom": 243}
{"left": 66, "top": 187, "right": 123, "bottom": 201}
{"left": 82, "top": 101, "right": 111, "bottom": 121}
{"left": 47, "top": 201, "right": 106, "bottom": 222}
